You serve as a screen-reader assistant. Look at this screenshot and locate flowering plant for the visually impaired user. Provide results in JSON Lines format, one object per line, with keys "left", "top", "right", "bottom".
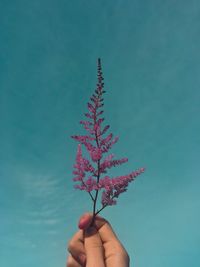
{"left": 72, "top": 59, "right": 145, "bottom": 224}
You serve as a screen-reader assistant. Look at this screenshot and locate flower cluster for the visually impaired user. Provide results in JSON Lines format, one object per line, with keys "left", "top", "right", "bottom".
{"left": 72, "top": 59, "right": 145, "bottom": 218}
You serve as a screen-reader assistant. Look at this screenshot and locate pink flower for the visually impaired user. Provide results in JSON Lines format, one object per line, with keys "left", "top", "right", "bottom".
{"left": 90, "top": 147, "right": 102, "bottom": 162}
{"left": 71, "top": 59, "right": 145, "bottom": 219}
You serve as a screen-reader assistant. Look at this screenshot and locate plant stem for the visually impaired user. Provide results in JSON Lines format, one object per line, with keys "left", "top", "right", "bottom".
{"left": 81, "top": 180, "right": 95, "bottom": 202}
{"left": 94, "top": 204, "right": 107, "bottom": 216}
{"left": 91, "top": 76, "right": 103, "bottom": 226}
{"left": 91, "top": 159, "right": 100, "bottom": 225}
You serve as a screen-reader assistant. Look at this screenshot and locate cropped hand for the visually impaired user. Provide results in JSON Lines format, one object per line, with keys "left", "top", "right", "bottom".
{"left": 67, "top": 213, "right": 129, "bottom": 267}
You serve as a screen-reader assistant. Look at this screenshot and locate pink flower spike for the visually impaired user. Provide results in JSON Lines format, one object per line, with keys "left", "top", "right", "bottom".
{"left": 71, "top": 58, "right": 145, "bottom": 221}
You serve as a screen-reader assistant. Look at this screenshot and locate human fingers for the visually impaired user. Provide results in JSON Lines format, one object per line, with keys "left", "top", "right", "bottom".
{"left": 67, "top": 254, "right": 82, "bottom": 267}
{"left": 78, "top": 213, "right": 119, "bottom": 242}
{"left": 80, "top": 214, "right": 129, "bottom": 267}
{"left": 84, "top": 226, "right": 105, "bottom": 267}
{"left": 78, "top": 213, "right": 105, "bottom": 266}
{"left": 95, "top": 218, "right": 129, "bottom": 267}
{"left": 78, "top": 213, "right": 129, "bottom": 266}
{"left": 68, "top": 230, "right": 86, "bottom": 266}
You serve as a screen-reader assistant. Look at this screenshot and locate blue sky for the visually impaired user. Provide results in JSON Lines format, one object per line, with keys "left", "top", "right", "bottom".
{"left": 0, "top": 1, "right": 200, "bottom": 266}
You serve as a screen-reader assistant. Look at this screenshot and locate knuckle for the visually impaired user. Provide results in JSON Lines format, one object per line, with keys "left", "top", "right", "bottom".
{"left": 113, "top": 243, "right": 130, "bottom": 263}
{"left": 66, "top": 255, "right": 74, "bottom": 267}
{"left": 67, "top": 240, "right": 76, "bottom": 252}
{"left": 122, "top": 250, "right": 130, "bottom": 263}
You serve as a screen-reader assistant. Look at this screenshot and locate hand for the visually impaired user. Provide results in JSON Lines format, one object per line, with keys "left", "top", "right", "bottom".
{"left": 67, "top": 213, "right": 130, "bottom": 267}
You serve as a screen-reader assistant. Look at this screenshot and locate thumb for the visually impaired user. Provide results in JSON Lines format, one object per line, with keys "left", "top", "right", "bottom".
{"left": 84, "top": 226, "right": 105, "bottom": 267}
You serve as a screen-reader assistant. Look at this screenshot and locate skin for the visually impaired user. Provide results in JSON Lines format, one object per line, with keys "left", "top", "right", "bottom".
{"left": 67, "top": 213, "right": 130, "bottom": 267}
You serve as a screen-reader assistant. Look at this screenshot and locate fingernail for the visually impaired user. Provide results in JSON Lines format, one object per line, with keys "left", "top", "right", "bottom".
{"left": 78, "top": 214, "right": 92, "bottom": 229}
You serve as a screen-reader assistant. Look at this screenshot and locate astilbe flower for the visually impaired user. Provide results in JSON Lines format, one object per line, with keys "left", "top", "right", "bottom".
{"left": 71, "top": 58, "right": 145, "bottom": 221}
